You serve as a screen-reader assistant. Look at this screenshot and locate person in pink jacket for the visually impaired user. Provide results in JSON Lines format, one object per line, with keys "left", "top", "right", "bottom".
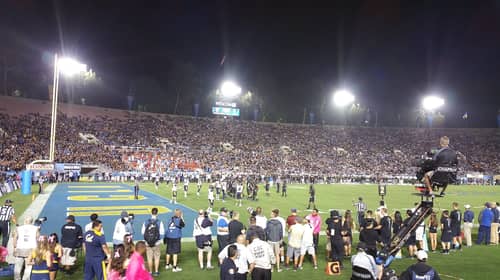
{"left": 126, "top": 241, "right": 153, "bottom": 280}
{"left": 306, "top": 208, "right": 322, "bottom": 251}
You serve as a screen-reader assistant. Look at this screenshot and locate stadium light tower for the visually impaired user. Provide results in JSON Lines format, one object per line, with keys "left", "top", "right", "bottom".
{"left": 333, "top": 89, "right": 355, "bottom": 107}
{"left": 49, "top": 54, "right": 88, "bottom": 162}
{"left": 422, "top": 95, "right": 444, "bottom": 111}
{"left": 220, "top": 80, "right": 242, "bottom": 99}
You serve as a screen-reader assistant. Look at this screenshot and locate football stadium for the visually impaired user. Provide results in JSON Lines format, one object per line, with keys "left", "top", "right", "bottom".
{"left": 1, "top": 2, "right": 500, "bottom": 280}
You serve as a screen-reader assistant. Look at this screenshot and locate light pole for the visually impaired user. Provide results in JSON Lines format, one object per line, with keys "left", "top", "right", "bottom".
{"left": 219, "top": 80, "right": 242, "bottom": 99}
{"left": 49, "top": 54, "right": 88, "bottom": 161}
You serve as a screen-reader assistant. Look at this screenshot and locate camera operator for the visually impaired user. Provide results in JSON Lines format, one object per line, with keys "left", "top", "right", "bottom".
{"left": 13, "top": 216, "right": 39, "bottom": 280}
{"left": 423, "top": 136, "right": 458, "bottom": 195}
{"left": 399, "top": 250, "right": 441, "bottom": 280}
{"left": 193, "top": 209, "right": 214, "bottom": 270}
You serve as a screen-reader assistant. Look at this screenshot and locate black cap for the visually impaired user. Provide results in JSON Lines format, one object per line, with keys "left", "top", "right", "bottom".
{"left": 330, "top": 210, "right": 340, "bottom": 218}
{"left": 357, "top": 241, "right": 367, "bottom": 250}
{"left": 4, "top": 199, "right": 13, "bottom": 204}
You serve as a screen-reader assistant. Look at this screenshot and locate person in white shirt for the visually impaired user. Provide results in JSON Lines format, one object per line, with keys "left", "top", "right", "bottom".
{"left": 193, "top": 210, "right": 214, "bottom": 270}
{"left": 84, "top": 213, "right": 104, "bottom": 234}
{"left": 255, "top": 207, "right": 267, "bottom": 230}
{"left": 112, "top": 211, "right": 133, "bottom": 247}
{"left": 13, "top": 216, "right": 39, "bottom": 280}
{"left": 247, "top": 233, "right": 275, "bottom": 280}
{"left": 141, "top": 208, "right": 165, "bottom": 276}
{"left": 183, "top": 178, "right": 189, "bottom": 198}
{"left": 298, "top": 217, "right": 318, "bottom": 269}
{"left": 286, "top": 216, "right": 305, "bottom": 271}
{"left": 218, "top": 235, "right": 250, "bottom": 279}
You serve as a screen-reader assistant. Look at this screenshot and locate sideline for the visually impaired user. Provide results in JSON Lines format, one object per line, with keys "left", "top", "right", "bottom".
{"left": 7, "top": 183, "right": 58, "bottom": 264}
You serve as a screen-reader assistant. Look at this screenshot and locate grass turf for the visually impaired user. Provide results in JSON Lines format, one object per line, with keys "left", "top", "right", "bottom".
{"left": 3, "top": 182, "right": 500, "bottom": 279}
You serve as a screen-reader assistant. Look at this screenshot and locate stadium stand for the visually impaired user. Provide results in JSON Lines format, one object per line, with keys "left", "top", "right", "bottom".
{"left": 1, "top": 96, "right": 499, "bottom": 179}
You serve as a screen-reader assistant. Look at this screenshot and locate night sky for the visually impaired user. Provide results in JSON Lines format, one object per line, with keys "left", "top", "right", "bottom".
{"left": 1, "top": 0, "right": 500, "bottom": 127}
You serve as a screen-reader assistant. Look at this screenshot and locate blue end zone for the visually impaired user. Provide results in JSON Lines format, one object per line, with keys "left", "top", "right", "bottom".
{"left": 37, "top": 183, "right": 200, "bottom": 240}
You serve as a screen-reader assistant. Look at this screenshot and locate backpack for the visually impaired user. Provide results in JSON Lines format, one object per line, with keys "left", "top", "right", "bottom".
{"left": 144, "top": 219, "right": 160, "bottom": 247}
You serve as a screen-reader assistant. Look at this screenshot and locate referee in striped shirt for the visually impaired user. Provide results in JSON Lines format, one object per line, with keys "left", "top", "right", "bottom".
{"left": 353, "top": 197, "right": 367, "bottom": 228}
{"left": 0, "top": 199, "right": 16, "bottom": 247}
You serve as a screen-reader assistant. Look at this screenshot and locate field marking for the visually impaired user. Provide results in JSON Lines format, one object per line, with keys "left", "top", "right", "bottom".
{"left": 68, "top": 185, "right": 124, "bottom": 189}
{"left": 440, "top": 273, "right": 464, "bottom": 280}
{"left": 68, "top": 195, "right": 145, "bottom": 201}
{"left": 68, "top": 190, "right": 131, "bottom": 193}
{"left": 66, "top": 205, "right": 171, "bottom": 216}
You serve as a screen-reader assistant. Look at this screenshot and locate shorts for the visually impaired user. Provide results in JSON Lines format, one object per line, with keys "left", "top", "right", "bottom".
{"left": 268, "top": 241, "right": 281, "bottom": 256}
{"left": 309, "top": 197, "right": 315, "bottom": 202}
{"left": 423, "top": 171, "right": 435, "bottom": 181}
{"left": 61, "top": 247, "right": 77, "bottom": 266}
{"left": 451, "top": 225, "right": 461, "bottom": 237}
{"left": 406, "top": 235, "right": 416, "bottom": 246}
{"left": 146, "top": 244, "right": 161, "bottom": 261}
{"left": 416, "top": 226, "right": 425, "bottom": 241}
{"left": 166, "top": 238, "right": 181, "bottom": 254}
{"left": 286, "top": 246, "right": 300, "bottom": 258}
{"left": 300, "top": 245, "right": 315, "bottom": 256}
{"left": 236, "top": 193, "right": 242, "bottom": 199}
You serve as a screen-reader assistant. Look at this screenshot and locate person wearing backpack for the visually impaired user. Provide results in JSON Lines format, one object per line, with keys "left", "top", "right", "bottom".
{"left": 165, "top": 209, "right": 185, "bottom": 272}
{"left": 399, "top": 250, "right": 441, "bottom": 280}
{"left": 141, "top": 208, "right": 165, "bottom": 277}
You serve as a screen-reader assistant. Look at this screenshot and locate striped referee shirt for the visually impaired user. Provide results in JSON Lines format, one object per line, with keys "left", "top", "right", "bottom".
{"left": 354, "top": 202, "right": 367, "bottom": 212}
{"left": 0, "top": 205, "right": 14, "bottom": 222}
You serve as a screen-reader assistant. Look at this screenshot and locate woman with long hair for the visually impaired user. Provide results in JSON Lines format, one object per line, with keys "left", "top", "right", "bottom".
{"left": 28, "top": 235, "right": 52, "bottom": 280}
{"left": 107, "top": 244, "right": 127, "bottom": 280}
{"left": 441, "top": 210, "right": 452, "bottom": 254}
{"left": 342, "top": 210, "right": 355, "bottom": 257}
{"left": 393, "top": 211, "right": 403, "bottom": 234}
{"left": 123, "top": 233, "right": 135, "bottom": 268}
{"left": 48, "top": 233, "right": 62, "bottom": 280}
{"left": 428, "top": 212, "right": 439, "bottom": 252}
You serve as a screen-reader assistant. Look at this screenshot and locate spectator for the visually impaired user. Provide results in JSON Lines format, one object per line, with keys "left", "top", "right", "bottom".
{"left": 217, "top": 208, "right": 230, "bottom": 254}
{"left": 298, "top": 217, "right": 318, "bottom": 269}
{"left": 490, "top": 202, "right": 499, "bottom": 245}
{"left": 378, "top": 207, "right": 392, "bottom": 248}
{"left": 126, "top": 241, "right": 153, "bottom": 280}
{"left": 351, "top": 242, "right": 379, "bottom": 280}
{"left": 28, "top": 235, "right": 52, "bottom": 280}
{"left": 193, "top": 209, "right": 214, "bottom": 270}
{"left": 246, "top": 216, "right": 266, "bottom": 242}
{"left": 220, "top": 244, "right": 238, "bottom": 280}
{"left": 255, "top": 207, "right": 267, "bottom": 230}
{"left": 112, "top": 211, "right": 133, "bottom": 247}
{"left": 265, "top": 209, "right": 283, "bottom": 272}
{"left": 0, "top": 199, "right": 16, "bottom": 248}
{"left": 403, "top": 210, "right": 417, "bottom": 258}
{"left": 84, "top": 213, "right": 103, "bottom": 234}
{"left": 107, "top": 244, "right": 126, "bottom": 280}
{"left": 463, "top": 205, "right": 474, "bottom": 247}
{"left": 306, "top": 208, "right": 321, "bottom": 252}
{"left": 165, "top": 209, "right": 185, "bottom": 272}
{"left": 13, "top": 216, "right": 39, "bottom": 280}
{"left": 359, "top": 219, "right": 379, "bottom": 259}
{"left": 247, "top": 232, "right": 275, "bottom": 280}
{"left": 141, "top": 207, "right": 165, "bottom": 277}
{"left": 60, "top": 215, "right": 83, "bottom": 274}
{"left": 286, "top": 216, "right": 304, "bottom": 271}
{"left": 399, "top": 250, "right": 441, "bottom": 280}
{"left": 83, "top": 220, "right": 111, "bottom": 280}
{"left": 228, "top": 211, "right": 245, "bottom": 244}
{"left": 218, "top": 235, "right": 251, "bottom": 279}
{"left": 286, "top": 208, "right": 298, "bottom": 230}
{"left": 48, "top": 233, "right": 63, "bottom": 280}
{"left": 477, "top": 203, "right": 493, "bottom": 245}
{"left": 341, "top": 210, "right": 354, "bottom": 257}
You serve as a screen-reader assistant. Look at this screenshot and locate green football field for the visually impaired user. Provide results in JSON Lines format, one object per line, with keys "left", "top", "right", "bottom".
{"left": 4, "top": 182, "right": 500, "bottom": 279}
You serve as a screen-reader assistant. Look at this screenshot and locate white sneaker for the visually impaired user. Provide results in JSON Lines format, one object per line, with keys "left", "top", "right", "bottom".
{"left": 165, "top": 264, "right": 172, "bottom": 270}
{"left": 172, "top": 267, "right": 182, "bottom": 272}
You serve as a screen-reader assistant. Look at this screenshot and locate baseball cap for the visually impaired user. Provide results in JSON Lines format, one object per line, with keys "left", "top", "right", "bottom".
{"left": 357, "top": 241, "right": 367, "bottom": 250}
{"left": 416, "top": 250, "right": 428, "bottom": 261}
{"left": 464, "top": 204, "right": 471, "bottom": 209}
{"left": 220, "top": 207, "right": 228, "bottom": 213}
{"left": 66, "top": 215, "right": 75, "bottom": 221}
{"left": 5, "top": 199, "right": 13, "bottom": 204}
{"left": 121, "top": 211, "right": 129, "bottom": 218}
{"left": 330, "top": 210, "right": 340, "bottom": 218}
{"left": 290, "top": 208, "right": 297, "bottom": 213}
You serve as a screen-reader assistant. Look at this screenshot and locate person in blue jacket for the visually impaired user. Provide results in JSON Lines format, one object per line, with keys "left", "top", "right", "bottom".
{"left": 476, "top": 203, "right": 493, "bottom": 245}
{"left": 165, "top": 209, "right": 185, "bottom": 272}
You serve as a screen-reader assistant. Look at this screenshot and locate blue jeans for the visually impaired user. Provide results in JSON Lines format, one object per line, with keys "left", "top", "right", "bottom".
{"left": 476, "top": 225, "right": 491, "bottom": 245}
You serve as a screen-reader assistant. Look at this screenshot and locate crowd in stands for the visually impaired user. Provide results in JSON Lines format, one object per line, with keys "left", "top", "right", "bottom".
{"left": 1, "top": 108, "right": 499, "bottom": 177}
